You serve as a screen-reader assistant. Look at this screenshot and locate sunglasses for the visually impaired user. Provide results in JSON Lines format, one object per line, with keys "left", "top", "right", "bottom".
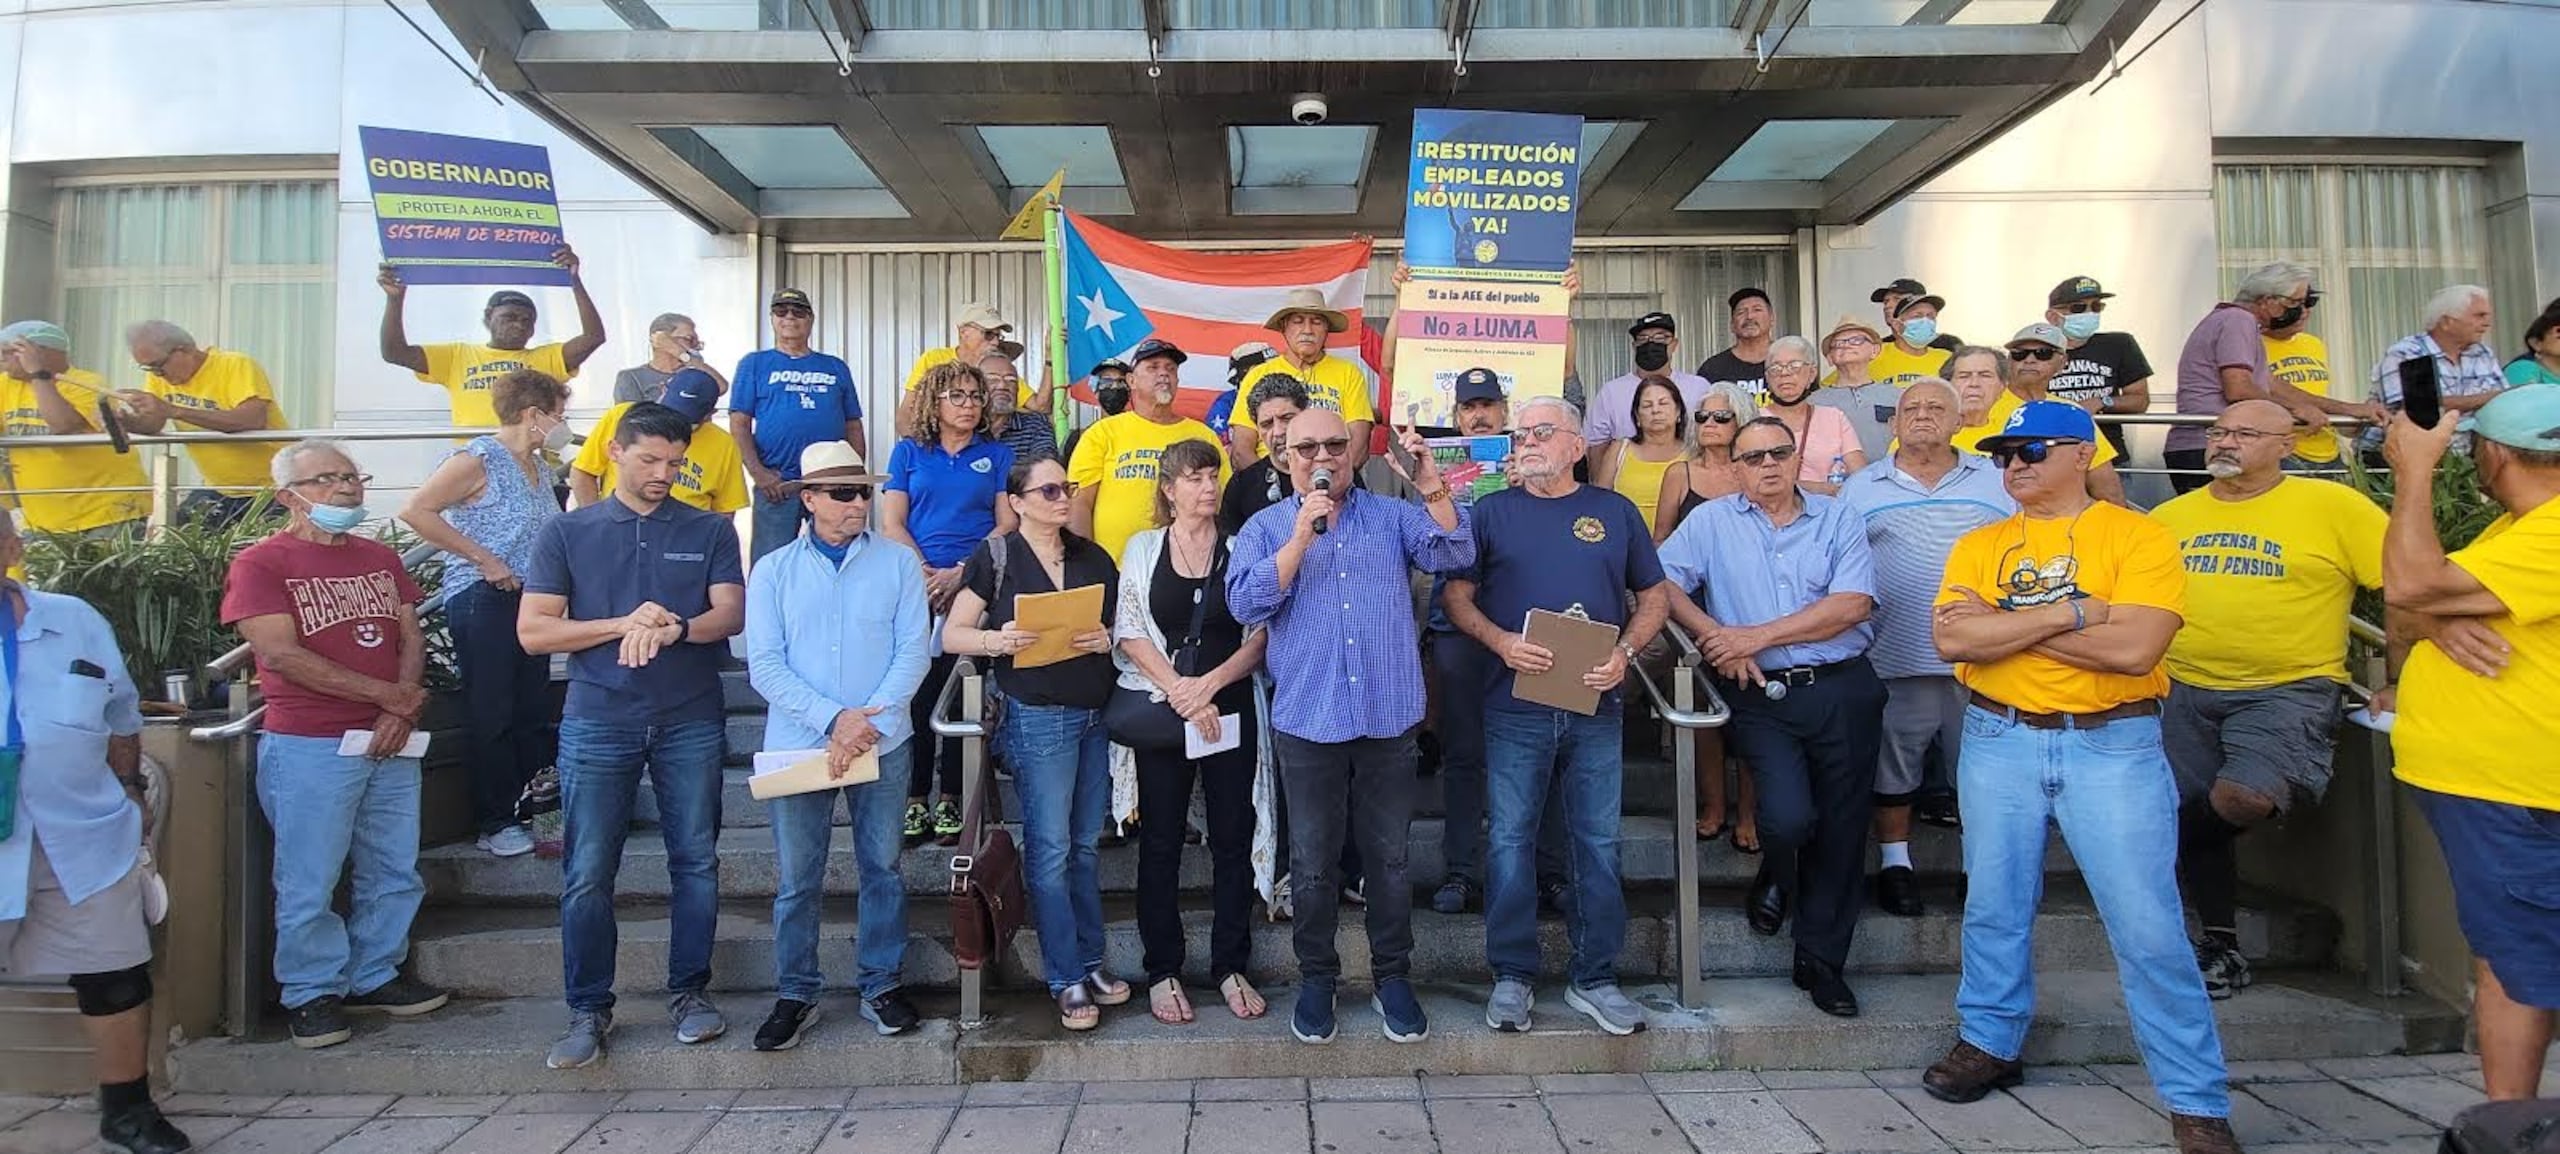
{"left": 2059, "top": 301, "right": 2106, "bottom": 315}
{"left": 1289, "top": 437, "right": 1352, "bottom": 461}
{"left": 771, "top": 306, "right": 813, "bottom": 319}
{"left": 1989, "top": 438, "right": 2082, "bottom": 467}
{"left": 1693, "top": 409, "right": 1738, "bottom": 425}
{"left": 2009, "top": 346, "right": 2062, "bottom": 362}
{"left": 1735, "top": 444, "right": 1796, "bottom": 468}
{"left": 809, "top": 484, "right": 874, "bottom": 502}
{"left": 1510, "top": 423, "right": 1568, "bottom": 445}
{"left": 1019, "top": 481, "right": 1079, "bottom": 502}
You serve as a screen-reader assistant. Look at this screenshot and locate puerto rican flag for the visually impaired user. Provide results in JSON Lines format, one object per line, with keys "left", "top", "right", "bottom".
{"left": 1061, "top": 211, "right": 1373, "bottom": 423}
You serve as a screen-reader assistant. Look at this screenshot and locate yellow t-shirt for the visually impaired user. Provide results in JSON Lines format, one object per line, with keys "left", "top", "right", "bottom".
{"left": 0, "top": 368, "right": 150, "bottom": 533}
{"left": 1940, "top": 501, "right": 2185, "bottom": 714}
{"left": 572, "top": 402, "right": 750, "bottom": 514}
{"left": 2263, "top": 332, "right": 2339, "bottom": 464}
{"left": 1610, "top": 447, "right": 1680, "bottom": 515}
{"left": 418, "top": 342, "right": 572, "bottom": 427}
{"left": 2393, "top": 505, "right": 2560, "bottom": 810}
{"left": 1226, "top": 355, "right": 1378, "bottom": 456}
{"left": 1066, "top": 412, "right": 1229, "bottom": 561}
{"left": 1949, "top": 388, "right": 2121, "bottom": 467}
{"left": 148, "top": 348, "right": 286, "bottom": 494}
{"left": 2151, "top": 477, "right": 2384, "bottom": 689}
{"left": 1867, "top": 343, "right": 1950, "bottom": 390}
{"left": 905, "top": 346, "right": 1032, "bottom": 406}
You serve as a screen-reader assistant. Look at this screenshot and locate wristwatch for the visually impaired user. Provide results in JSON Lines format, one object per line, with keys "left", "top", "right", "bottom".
{"left": 1618, "top": 642, "right": 1639, "bottom": 663}
{"left": 673, "top": 615, "right": 692, "bottom": 644}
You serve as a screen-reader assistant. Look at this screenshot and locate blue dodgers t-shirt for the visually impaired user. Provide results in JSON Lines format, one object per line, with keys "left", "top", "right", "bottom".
{"left": 732, "top": 348, "right": 861, "bottom": 477}
{"left": 1463, "top": 483, "right": 1666, "bottom": 713}
{"left": 523, "top": 494, "right": 746, "bottom": 726}
{"left": 884, "top": 435, "right": 1015, "bottom": 568}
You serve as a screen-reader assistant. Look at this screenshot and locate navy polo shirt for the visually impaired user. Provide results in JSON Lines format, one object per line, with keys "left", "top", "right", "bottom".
{"left": 884, "top": 434, "right": 1014, "bottom": 568}
{"left": 1462, "top": 483, "right": 1665, "bottom": 714}
{"left": 524, "top": 493, "right": 746, "bottom": 726}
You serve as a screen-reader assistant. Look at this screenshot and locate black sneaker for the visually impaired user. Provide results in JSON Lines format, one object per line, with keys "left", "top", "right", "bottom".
{"left": 862, "top": 990, "right": 922, "bottom": 1036}
{"left": 753, "top": 998, "right": 820, "bottom": 1052}
{"left": 1538, "top": 879, "right": 1571, "bottom": 920}
{"left": 100, "top": 1102, "right": 192, "bottom": 1154}
{"left": 346, "top": 975, "right": 449, "bottom": 1017}
{"left": 2197, "top": 938, "right": 2254, "bottom": 1000}
{"left": 288, "top": 996, "right": 352, "bottom": 1049}
{"left": 1430, "top": 876, "right": 1479, "bottom": 915}
{"left": 1915, "top": 793, "right": 1961, "bottom": 829}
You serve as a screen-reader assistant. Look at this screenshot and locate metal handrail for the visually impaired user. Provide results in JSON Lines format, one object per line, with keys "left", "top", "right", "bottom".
{"left": 201, "top": 541, "right": 451, "bottom": 682}
{"left": 2342, "top": 613, "right": 2402, "bottom": 997}
{"left": 187, "top": 704, "right": 266, "bottom": 742}
{"left": 928, "top": 658, "right": 998, "bottom": 1028}
{"left": 929, "top": 654, "right": 989, "bottom": 740}
{"left": 1627, "top": 621, "right": 1731, "bottom": 1012}
{"left": 0, "top": 426, "right": 499, "bottom": 450}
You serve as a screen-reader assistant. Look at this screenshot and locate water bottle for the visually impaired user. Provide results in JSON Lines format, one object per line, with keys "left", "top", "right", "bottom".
{"left": 1826, "top": 454, "right": 1849, "bottom": 485}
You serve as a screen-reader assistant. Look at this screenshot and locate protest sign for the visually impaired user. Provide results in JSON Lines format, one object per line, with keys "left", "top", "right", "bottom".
{"left": 1392, "top": 276, "right": 1574, "bottom": 427}
{"left": 1395, "top": 109, "right": 1582, "bottom": 424}
{"left": 1427, "top": 434, "right": 1514, "bottom": 506}
{"left": 360, "top": 126, "right": 571, "bottom": 287}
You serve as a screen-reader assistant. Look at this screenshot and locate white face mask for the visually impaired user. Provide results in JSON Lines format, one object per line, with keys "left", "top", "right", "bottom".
{"left": 541, "top": 416, "right": 573, "bottom": 452}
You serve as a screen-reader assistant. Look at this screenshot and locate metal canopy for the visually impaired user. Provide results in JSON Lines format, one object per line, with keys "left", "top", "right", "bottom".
{"left": 428, "top": 0, "right": 2154, "bottom": 242}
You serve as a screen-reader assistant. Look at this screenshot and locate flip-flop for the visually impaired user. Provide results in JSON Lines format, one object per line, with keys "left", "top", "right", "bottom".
{"left": 1219, "top": 973, "right": 1268, "bottom": 1020}
{"left": 1149, "top": 978, "right": 1194, "bottom": 1025}
{"left": 1696, "top": 814, "right": 1728, "bottom": 842}
{"left": 1730, "top": 827, "right": 1763, "bottom": 856}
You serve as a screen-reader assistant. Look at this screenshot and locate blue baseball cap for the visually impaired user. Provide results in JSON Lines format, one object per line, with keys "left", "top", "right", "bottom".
{"left": 2475, "top": 383, "right": 2560, "bottom": 452}
{"left": 1129, "top": 337, "right": 1186, "bottom": 367}
{"left": 1454, "top": 366, "right": 1504, "bottom": 406}
{"left": 660, "top": 368, "right": 720, "bottom": 424}
{"left": 1979, "top": 399, "right": 2097, "bottom": 450}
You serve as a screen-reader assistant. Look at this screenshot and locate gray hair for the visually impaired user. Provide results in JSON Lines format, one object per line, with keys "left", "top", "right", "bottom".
{"left": 123, "top": 319, "right": 196, "bottom": 354}
{"left": 1514, "top": 394, "right": 1582, "bottom": 430}
{"left": 1697, "top": 380, "right": 1760, "bottom": 423}
{"left": 1947, "top": 344, "right": 2012, "bottom": 383}
{"left": 2423, "top": 284, "right": 2490, "bottom": 328}
{"left": 1244, "top": 371, "right": 1311, "bottom": 418}
{"left": 270, "top": 438, "right": 357, "bottom": 489}
{"left": 1767, "top": 334, "right": 1818, "bottom": 366}
{"left": 2233, "top": 261, "right": 2314, "bottom": 305}
{"left": 647, "top": 312, "right": 694, "bottom": 335}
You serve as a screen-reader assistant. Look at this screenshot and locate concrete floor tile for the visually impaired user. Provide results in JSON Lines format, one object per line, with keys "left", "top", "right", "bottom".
{"left": 610, "top": 1091, "right": 739, "bottom": 1113}
{"left": 2307, "top": 1056, "right": 2432, "bottom": 1080}
{"left": 267, "top": 1097, "right": 398, "bottom": 1119}
{"left": 0, "top": 1109, "right": 107, "bottom": 1154}
{"left": 688, "top": 1110, "right": 835, "bottom": 1154}
{"left": 2221, "top": 1092, "right": 2326, "bottom": 1147}
{"left": 169, "top": 1116, "right": 258, "bottom": 1150}
{"left": 163, "top": 1095, "right": 287, "bottom": 1117}
{"left": 730, "top": 1090, "right": 853, "bottom": 1112}
{"left": 1075, "top": 1082, "right": 1191, "bottom": 1104}
{"left": 2415, "top": 1053, "right": 2479, "bottom": 1076}
{"left": 1531, "top": 1073, "right": 1649, "bottom": 1095}
{"left": 849, "top": 1086, "right": 964, "bottom": 1108}
{"left": 1419, "top": 1075, "right": 1533, "bottom": 1099}
{"left": 440, "top": 1113, "right": 601, "bottom": 1154}
{"left": 1061, "top": 1103, "right": 1189, "bottom": 1154}
{"left": 1772, "top": 1088, "right": 1948, "bottom": 1153}
{"left": 1758, "top": 1069, "right": 1876, "bottom": 1090}
{"left": 1869, "top": 1067, "right": 1931, "bottom": 1089}
{"left": 2345, "top": 1075, "right": 2485, "bottom": 1127}
{"left": 1309, "top": 1101, "right": 1433, "bottom": 1154}
{"left": 1645, "top": 1071, "right": 1762, "bottom": 1094}
{"left": 935, "top": 1106, "right": 1071, "bottom": 1154}
{"left": 1184, "top": 1101, "right": 1311, "bottom": 1154}
{"left": 316, "top": 1117, "right": 477, "bottom": 1154}
{"left": 382, "top": 1098, "right": 511, "bottom": 1119}
{"left": 1887, "top": 1087, "right": 2074, "bottom": 1151}
{"left": 1540, "top": 1093, "right": 1691, "bottom": 1154}
{"left": 2244, "top": 1081, "right": 2434, "bottom": 1142}
{"left": 2085, "top": 1064, "right": 2152, "bottom": 1093}
{"left": 199, "top": 1117, "right": 367, "bottom": 1154}
{"left": 813, "top": 1108, "right": 955, "bottom": 1154}
{"left": 498, "top": 1094, "right": 621, "bottom": 1116}
{"left": 1422, "top": 1098, "right": 1565, "bottom": 1154}
{"left": 962, "top": 1083, "right": 1079, "bottom": 1107}
{"left": 1656, "top": 1090, "right": 1819, "bottom": 1154}
{"left": 1193, "top": 1078, "right": 1306, "bottom": 1102}
{"left": 2224, "top": 1060, "right": 2324, "bottom": 1083}
{"left": 2008, "top": 1085, "right": 2173, "bottom": 1148}
{"left": 2019, "top": 1066, "right": 2108, "bottom": 1086}
{"left": 560, "top": 1112, "right": 717, "bottom": 1154}
{"left": 1309, "top": 1077, "right": 1419, "bottom": 1102}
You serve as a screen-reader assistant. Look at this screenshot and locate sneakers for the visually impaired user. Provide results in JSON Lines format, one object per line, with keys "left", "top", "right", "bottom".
{"left": 753, "top": 999, "right": 819, "bottom": 1052}
{"left": 2197, "top": 937, "right": 2254, "bottom": 1000}
{"left": 1538, "top": 879, "right": 1571, "bottom": 919}
{"left": 99, "top": 1102, "right": 191, "bottom": 1154}
{"left": 514, "top": 768, "right": 562, "bottom": 822}
{"left": 932, "top": 799, "right": 963, "bottom": 842}
{"left": 1430, "top": 876, "right": 1480, "bottom": 915}
{"left": 1564, "top": 983, "right": 1647, "bottom": 1036}
{"left": 862, "top": 990, "right": 922, "bottom": 1036}
{"left": 478, "top": 824, "right": 536, "bottom": 858}
{"left": 1291, "top": 982, "right": 1337, "bottom": 1044}
{"left": 287, "top": 996, "right": 351, "bottom": 1049}
{"left": 546, "top": 1009, "right": 612, "bottom": 1069}
{"left": 1485, "top": 978, "right": 1534, "bottom": 1033}
{"left": 1267, "top": 874, "right": 1294, "bottom": 922}
{"left": 670, "top": 991, "right": 727, "bottom": 1044}
{"left": 345, "top": 975, "right": 449, "bottom": 1016}
{"left": 902, "top": 801, "right": 930, "bottom": 842}
{"left": 1340, "top": 878, "right": 1367, "bottom": 907}
{"left": 1374, "top": 978, "right": 1428, "bottom": 1043}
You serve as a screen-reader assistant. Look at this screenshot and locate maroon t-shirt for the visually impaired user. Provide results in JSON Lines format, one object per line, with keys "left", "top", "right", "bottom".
{"left": 220, "top": 532, "right": 424, "bottom": 738}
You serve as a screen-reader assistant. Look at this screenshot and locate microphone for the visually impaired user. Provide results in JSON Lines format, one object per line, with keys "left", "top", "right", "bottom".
{"left": 1311, "top": 467, "right": 1334, "bottom": 535}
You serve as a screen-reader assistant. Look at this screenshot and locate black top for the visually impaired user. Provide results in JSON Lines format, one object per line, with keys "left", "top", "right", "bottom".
{"left": 1219, "top": 458, "right": 1295, "bottom": 537}
{"left": 1697, "top": 348, "right": 1766, "bottom": 398}
{"left": 1147, "top": 535, "right": 1251, "bottom": 711}
{"left": 2049, "top": 331, "right": 2155, "bottom": 454}
{"left": 959, "top": 530, "right": 1120, "bottom": 708}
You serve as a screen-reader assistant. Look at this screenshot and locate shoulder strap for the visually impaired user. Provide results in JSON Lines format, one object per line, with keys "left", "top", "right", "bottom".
{"left": 1172, "top": 537, "right": 1228, "bottom": 675}
{"left": 980, "top": 534, "right": 1009, "bottom": 629}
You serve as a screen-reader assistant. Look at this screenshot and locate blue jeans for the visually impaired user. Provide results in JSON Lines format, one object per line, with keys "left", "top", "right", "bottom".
{"left": 1434, "top": 632, "right": 1566, "bottom": 887}
{"left": 749, "top": 491, "right": 807, "bottom": 567}
{"left": 1956, "top": 706, "right": 2229, "bottom": 1117}
{"left": 1003, "top": 702, "right": 1110, "bottom": 993}
{"left": 1483, "top": 707, "right": 1625, "bottom": 987}
{"left": 771, "top": 742, "right": 911, "bottom": 1002}
{"left": 445, "top": 580, "right": 556, "bottom": 834}
{"left": 254, "top": 734, "right": 424, "bottom": 1009}
{"left": 558, "top": 716, "right": 726, "bottom": 1013}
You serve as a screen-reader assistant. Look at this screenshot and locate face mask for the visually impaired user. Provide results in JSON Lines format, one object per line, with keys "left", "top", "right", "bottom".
{"left": 2060, "top": 312, "right": 2101, "bottom": 342}
{"left": 306, "top": 502, "right": 367, "bottom": 534}
{"left": 541, "top": 417, "right": 574, "bottom": 453}
{"left": 1632, "top": 341, "right": 1671, "bottom": 372}
{"left": 1900, "top": 318, "right": 1938, "bottom": 346}
{"left": 2270, "top": 304, "right": 2305, "bottom": 330}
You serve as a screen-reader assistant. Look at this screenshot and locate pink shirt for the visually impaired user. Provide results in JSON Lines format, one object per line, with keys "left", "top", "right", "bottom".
{"left": 1784, "top": 405, "right": 1862, "bottom": 483}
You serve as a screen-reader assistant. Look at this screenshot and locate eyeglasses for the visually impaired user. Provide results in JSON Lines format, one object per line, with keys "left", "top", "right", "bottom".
{"left": 1510, "top": 423, "right": 1568, "bottom": 445}
{"left": 1693, "top": 409, "right": 1738, "bottom": 425}
{"left": 2009, "top": 346, "right": 2061, "bottom": 362}
{"left": 136, "top": 353, "right": 179, "bottom": 376}
{"left": 1768, "top": 360, "right": 1816, "bottom": 374}
{"left": 288, "top": 472, "right": 372, "bottom": 489}
{"left": 939, "top": 390, "right": 987, "bottom": 406}
{"left": 2203, "top": 426, "right": 2286, "bottom": 444}
{"left": 2059, "top": 301, "right": 2106, "bottom": 315}
{"left": 1829, "top": 334, "right": 1878, "bottom": 348}
{"left": 1989, "top": 439, "right": 2081, "bottom": 467}
{"left": 1020, "top": 481, "right": 1079, "bottom": 502}
{"left": 1289, "top": 437, "right": 1352, "bottom": 461}
{"left": 1735, "top": 444, "right": 1796, "bottom": 468}
{"left": 810, "top": 484, "right": 874, "bottom": 502}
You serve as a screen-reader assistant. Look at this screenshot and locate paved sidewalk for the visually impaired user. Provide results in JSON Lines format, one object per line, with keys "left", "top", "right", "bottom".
{"left": 0, "top": 1056, "right": 2507, "bottom": 1154}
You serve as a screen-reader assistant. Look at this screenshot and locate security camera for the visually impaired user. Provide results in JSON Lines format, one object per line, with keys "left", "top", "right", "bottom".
{"left": 1291, "top": 94, "right": 1329, "bottom": 126}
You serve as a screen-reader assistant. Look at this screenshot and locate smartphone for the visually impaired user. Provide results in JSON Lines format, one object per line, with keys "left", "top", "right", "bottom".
{"left": 96, "top": 397, "right": 131, "bottom": 454}
{"left": 2397, "top": 355, "right": 2443, "bottom": 430}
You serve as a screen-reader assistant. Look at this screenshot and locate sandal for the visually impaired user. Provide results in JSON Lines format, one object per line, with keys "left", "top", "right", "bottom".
{"left": 1730, "top": 823, "right": 1762, "bottom": 856}
{"left": 1149, "top": 978, "right": 1194, "bottom": 1025}
{"left": 1084, "top": 968, "right": 1132, "bottom": 1007}
{"left": 1219, "top": 973, "right": 1267, "bottom": 1020}
{"left": 1057, "top": 981, "right": 1100, "bottom": 1031}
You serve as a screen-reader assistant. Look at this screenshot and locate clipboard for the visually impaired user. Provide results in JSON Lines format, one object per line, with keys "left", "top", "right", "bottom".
{"left": 1513, "top": 607, "right": 1622, "bottom": 716}
{"left": 1013, "top": 584, "right": 1105, "bottom": 669}
{"left": 749, "top": 747, "right": 878, "bottom": 799}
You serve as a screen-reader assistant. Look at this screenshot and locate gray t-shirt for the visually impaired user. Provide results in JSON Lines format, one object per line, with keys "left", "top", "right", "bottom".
{"left": 612, "top": 364, "right": 676, "bottom": 404}
{"left": 1813, "top": 381, "right": 1900, "bottom": 463}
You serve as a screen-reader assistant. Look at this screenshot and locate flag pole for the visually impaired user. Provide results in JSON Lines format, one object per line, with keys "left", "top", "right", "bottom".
{"left": 1046, "top": 202, "right": 1071, "bottom": 446}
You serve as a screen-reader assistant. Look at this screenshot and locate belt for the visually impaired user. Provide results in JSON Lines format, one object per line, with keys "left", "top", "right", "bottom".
{"left": 1969, "top": 691, "right": 2162, "bottom": 731}
{"left": 1728, "top": 658, "right": 1863, "bottom": 690}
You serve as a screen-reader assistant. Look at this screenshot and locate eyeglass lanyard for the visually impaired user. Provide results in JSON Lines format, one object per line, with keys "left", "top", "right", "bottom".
{"left": 2, "top": 600, "right": 21, "bottom": 752}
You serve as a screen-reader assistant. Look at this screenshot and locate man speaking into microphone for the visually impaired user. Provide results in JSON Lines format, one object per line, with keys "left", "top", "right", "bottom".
{"left": 1231, "top": 408, "right": 1472, "bottom": 1046}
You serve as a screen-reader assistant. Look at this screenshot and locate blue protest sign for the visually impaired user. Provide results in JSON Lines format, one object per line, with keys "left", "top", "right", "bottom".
{"left": 1402, "top": 109, "right": 1585, "bottom": 281}
{"left": 360, "top": 126, "right": 571, "bottom": 287}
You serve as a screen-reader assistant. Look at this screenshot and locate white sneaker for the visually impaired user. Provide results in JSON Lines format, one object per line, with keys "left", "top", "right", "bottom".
{"left": 479, "top": 825, "right": 536, "bottom": 858}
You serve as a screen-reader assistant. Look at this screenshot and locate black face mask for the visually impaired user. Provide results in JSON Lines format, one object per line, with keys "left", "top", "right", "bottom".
{"left": 2270, "top": 304, "right": 2305, "bottom": 330}
{"left": 1633, "top": 340, "right": 1671, "bottom": 372}
{"left": 1098, "top": 387, "right": 1130, "bottom": 415}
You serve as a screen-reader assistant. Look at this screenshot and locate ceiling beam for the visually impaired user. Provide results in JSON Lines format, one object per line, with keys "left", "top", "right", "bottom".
{"left": 1905, "top": 0, "right": 1974, "bottom": 25}
{"left": 1143, "top": 0, "right": 1169, "bottom": 49}
{"left": 823, "top": 0, "right": 870, "bottom": 52}
{"left": 601, "top": 0, "right": 669, "bottom": 31}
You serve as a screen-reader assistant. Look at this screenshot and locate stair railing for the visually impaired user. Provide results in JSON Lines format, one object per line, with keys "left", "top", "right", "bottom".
{"left": 927, "top": 656, "right": 994, "bottom": 1028}
{"left": 2342, "top": 614, "right": 2402, "bottom": 997}
{"left": 1626, "top": 621, "right": 1732, "bottom": 1011}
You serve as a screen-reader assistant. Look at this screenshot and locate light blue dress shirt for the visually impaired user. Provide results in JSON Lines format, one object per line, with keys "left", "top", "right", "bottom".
{"left": 1656, "top": 489, "right": 1878, "bottom": 670}
{"left": 745, "top": 531, "right": 933, "bottom": 756}
{"left": 0, "top": 589, "right": 145, "bottom": 921}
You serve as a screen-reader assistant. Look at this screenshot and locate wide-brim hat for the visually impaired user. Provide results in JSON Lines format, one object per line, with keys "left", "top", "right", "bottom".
{"left": 1264, "top": 287, "right": 1350, "bottom": 334}
{"left": 1822, "top": 315, "right": 1886, "bottom": 348}
{"left": 787, "top": 441, "right": 884, "bottom": 488}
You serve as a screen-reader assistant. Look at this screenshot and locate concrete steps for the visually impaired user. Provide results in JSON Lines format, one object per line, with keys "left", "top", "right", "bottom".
{"left": 163, "top": 971, "right": 2463, "bottom": 1095}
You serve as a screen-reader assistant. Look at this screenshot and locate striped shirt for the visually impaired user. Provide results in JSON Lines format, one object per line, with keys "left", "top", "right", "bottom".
{"left": 2362, "top": 333, "right": 2506, "bottom": 453}
{"left": 1838, "top": 452, "right": 2015, "bottom": 679}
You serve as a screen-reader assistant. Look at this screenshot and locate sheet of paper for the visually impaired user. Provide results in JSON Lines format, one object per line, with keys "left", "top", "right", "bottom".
{"left": 1013, "top": 584, "right": 1106, "bottom": 669}
{"left": 2344, "top": 705, "right": 2395, "bottom": 734}
{"left": 337, "top": 729, "right": 431, "bottom": 758}
{"left": 1186, "top": 713, "right": 1243, "bottom": 758}
{"left": 1512, "top": 608, "right": 1621, "bottom": 716}
{"left": 749, "top": 746, "right": 878, "bottom": 798}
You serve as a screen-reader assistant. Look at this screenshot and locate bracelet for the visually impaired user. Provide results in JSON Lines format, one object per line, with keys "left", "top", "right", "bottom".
{"left": 1418, "top": 487, "right": 1451, "bottom": 503}
{"left": 2068, "top": 600, "right": 2086, "bottom": 632}
{"left": 674, "top": 615, "right": 691, "bottom": 644}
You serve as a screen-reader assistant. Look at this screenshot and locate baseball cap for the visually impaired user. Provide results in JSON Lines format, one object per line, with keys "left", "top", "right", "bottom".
{"left": 1088, "top": 358, "right": 1133, "bottom": 379}
{"left": 1627, "top": 311, "right": 1678, "bottom": 337}
{"left": 486, "top": 290, "right": 536, "bottom": 312}
{"left": 1893, "top": 294, "right": 1947, "bottom": 318}
{"left": 1868, "top": 277, "right": 1927, "bottom": 303}
{"left": 1728, "top": 287, "right": 1771, "bottom": 312}
{"left": 1227, "top": 340, "right": 1279, "bottom": 387}
{"left": 769, "top": 288, "right": 813, "bottom": 311}
{"left": 1979, "top": 399, "right": 2097, "bottom": 450}
{"left": 2048, "top": 276, "right": 2115, "bottom": 308}
{"left": 1454, "top": 366, "right": 1505, "bottom": 406}
{"left": 660, "top": 368, "right": 721, "bottom": 424}
{"left": 2474, "top": 383, "right": 2560, "bottom": 451}
{"left": 952, "top": 302, "right": 1011, "bottom": 334}
{"left": 2005, "top": 322, "right": 2068, "bottom": 350}
{"left": 1129, "top": 337, "right": 1186, "bottom": 366}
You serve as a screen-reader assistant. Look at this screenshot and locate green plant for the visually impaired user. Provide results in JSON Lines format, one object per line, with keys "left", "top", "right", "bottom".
{"left": 23, "top": 501, "right": 288, "bottom": 692}
{"left": 2344, "top": 449, "right": 2506, "bottom": 624}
